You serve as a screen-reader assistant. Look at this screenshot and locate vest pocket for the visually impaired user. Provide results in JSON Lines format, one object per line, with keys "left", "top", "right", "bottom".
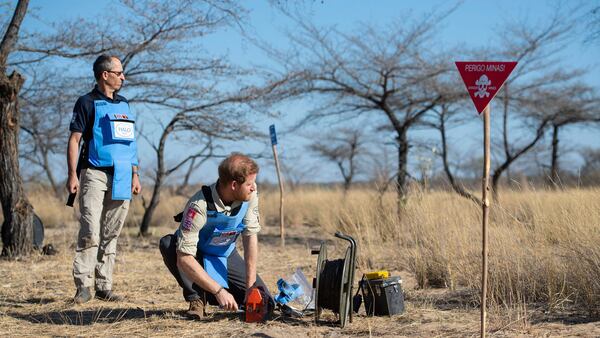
{"left": 208, "top": 230, "right": 239, "bottom": 246}
{"left": 109, "top": 114, "right": 135, "bottom": 142}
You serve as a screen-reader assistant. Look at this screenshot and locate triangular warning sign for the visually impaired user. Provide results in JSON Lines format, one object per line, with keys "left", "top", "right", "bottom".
{"left": 455, "top": 61, "right": 517, "bottom": 114}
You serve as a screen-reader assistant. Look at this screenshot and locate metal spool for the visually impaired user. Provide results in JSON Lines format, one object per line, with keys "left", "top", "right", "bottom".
{"left": 312, "top": 232, "right": 357, "bottom": 328}
{"left": 313, "top": 242, "right": 327, "bottom": 322}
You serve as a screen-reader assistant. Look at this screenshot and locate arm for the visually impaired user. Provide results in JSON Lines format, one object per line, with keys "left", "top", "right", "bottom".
{"left": 176, "top": 252, "right": 238, "bottom": 311}
{"left": 175, "top": 198, "right": 238, "bottom": 311}
{"left": 242, "top": 189, "right": 261, "bottom": 293}
{"left": 66, "top": 132, "right": 82, "bottom": 193}
{"left": 242, "top": 234, "right": 258, "bottom": 289}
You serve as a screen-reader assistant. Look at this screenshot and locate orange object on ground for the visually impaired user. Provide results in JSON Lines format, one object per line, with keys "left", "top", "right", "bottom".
{"left": 245, "top": 286, "right": 269, "bottom": 323}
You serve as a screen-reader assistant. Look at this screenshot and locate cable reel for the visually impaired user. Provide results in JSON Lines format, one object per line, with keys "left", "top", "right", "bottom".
{"left": 312, "top": 231, "right": 357, "bottom": 328}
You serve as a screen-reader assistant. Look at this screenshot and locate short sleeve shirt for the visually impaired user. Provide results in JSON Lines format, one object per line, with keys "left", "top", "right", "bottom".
{"left": 69, "top": 86, "right": 129, "bottom": 169}
{"left": 176, "top": 182, "right": 261, "bottom": 256}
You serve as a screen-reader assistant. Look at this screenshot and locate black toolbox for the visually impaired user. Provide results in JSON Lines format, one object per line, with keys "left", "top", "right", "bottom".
{"left": 360, "top": 276, "right": 404, "bottom": 316}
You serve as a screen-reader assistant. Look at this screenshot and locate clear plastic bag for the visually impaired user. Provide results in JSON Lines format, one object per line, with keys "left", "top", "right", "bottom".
{"left": 290, "top": 268, "right": 314, "bottom": 310}
{"left": 275, "top": 267, "right": 314, "bottom": 310}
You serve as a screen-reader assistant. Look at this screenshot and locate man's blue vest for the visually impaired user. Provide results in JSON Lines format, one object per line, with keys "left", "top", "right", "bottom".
{"left": 88, "top": 100, "right": 138, "bottom": 200}
{"left": 196, "top": 185, "right": 248, "bottom": 288}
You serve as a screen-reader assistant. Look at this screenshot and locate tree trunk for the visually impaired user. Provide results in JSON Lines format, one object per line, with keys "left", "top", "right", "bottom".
{"left": 344, "top": 138, "right": 357, "bottom": 195}
{"left": 491, "top": 121, "right": 548, "bottom": 198}
{"left": 337, "top": 161, "right": 351, "bottom": 195}
{"left": 502, "top": 84, "right": 511, "bottom": 183}
{"left": 0, "top": 71, "right": 34, "bottom": 257}
{"left": 548, "top": 124, "right": 561, "bottom": 188}
{"left": 139, "top": 173, "right": 163, "bottom": 236}
{"left": 396, "top": 129, "right": 409, "bottom": 217}
{"left": 139, "top": 124, "right": 172, "bottom": 236}
{"left": 177, "top": 157, "right": 196, "bottom": 196}
{"left": 343, "top": 177, "right": 351, "bottom": 195}
{"left": 439, "top": 112, "right": 480, "bottom": 205}
{"left": 42, "top": 148, "right": 60, "bottom": 196}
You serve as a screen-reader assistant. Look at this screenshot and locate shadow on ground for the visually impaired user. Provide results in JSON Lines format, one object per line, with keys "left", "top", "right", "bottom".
{"left": 528, "top": 310, "right": 600, "bottom": 325}
{"left": 1, "top": 297, "right": 57, "bottom": 308}
{"left": 408, "top": 289, "right": 479, "bottom": 311}
{"left": 409, "top": 288, "right": 600, "bottom": 326}
{"left": 6, "top": 305, "right": 315, "bottom": 327}
{"left": 199, "top": 311, "right": 310, "bottom": 326}
{"left": 7, "top": 308, "right": 171, "bottom": 325}
{"left": 259, "top": 233, "right": 336, "bottom": 248}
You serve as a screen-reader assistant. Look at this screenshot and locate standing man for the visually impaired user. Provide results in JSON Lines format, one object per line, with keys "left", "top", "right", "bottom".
{"left": 66, "top": 54, "right": 141, "bottom": 304}
{"left": 159, "top": 153, "right": 273, "bottom": 319}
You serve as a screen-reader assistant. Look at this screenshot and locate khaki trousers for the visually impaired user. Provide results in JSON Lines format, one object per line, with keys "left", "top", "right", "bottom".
{"left": 73, "top": 168, "right": 130, "bottom": 291}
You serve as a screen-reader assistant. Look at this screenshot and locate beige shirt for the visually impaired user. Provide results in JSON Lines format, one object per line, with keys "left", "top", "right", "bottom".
{"left": 176, "top": 182, "right": 260, "bottom": 256}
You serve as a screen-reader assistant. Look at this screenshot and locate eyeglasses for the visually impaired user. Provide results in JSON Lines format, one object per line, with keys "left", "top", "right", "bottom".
{"left": 106, "top": 70, "right": 124, "bottom": 76}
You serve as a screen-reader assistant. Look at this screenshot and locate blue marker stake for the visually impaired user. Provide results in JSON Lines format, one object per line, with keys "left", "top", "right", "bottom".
{"left": 269, "top": 124, "right": 277, "bottom": 145}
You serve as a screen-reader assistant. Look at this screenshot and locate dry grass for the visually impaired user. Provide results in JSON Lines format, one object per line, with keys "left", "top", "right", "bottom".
{"left": 261, "top": 186, "right": 600, "bottom": 316}
{"left": 1, "top": 186, "right": 599, "bottom": 336}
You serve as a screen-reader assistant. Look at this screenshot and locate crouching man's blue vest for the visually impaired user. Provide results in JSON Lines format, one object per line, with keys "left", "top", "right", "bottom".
{"left": 88, "top": 100, "right": 138, "bottom": 200}
{"left": 197, "top": 185, "right": 248, "bottom": 288}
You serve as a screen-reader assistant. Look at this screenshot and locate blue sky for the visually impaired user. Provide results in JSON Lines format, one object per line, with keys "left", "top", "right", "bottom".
{"left": 16, "top": 0, "right": 600, "bottom": 185}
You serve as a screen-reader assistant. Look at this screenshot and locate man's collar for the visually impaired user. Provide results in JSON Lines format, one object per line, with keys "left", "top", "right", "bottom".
{"left": 93, "top": 85, "right": 121, "bottom": 103}
{"left": 211, "top": 181, "right": 241, "bottom": 211}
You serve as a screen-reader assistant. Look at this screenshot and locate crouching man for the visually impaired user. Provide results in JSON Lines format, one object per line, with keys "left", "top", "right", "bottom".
{"left": 159, "top": 153, "right": 272, "bottom": 319}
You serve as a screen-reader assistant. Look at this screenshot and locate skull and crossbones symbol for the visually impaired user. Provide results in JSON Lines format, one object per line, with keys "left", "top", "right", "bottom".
{"left": 474, "top": 74, "right": 491, "bottom": 98}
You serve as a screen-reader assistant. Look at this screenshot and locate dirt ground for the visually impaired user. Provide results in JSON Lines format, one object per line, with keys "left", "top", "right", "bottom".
{"left": 1, "top": 221, "right": 599, "bottom": 337}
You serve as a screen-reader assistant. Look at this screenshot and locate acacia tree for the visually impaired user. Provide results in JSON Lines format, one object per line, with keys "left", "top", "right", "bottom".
{"left": 0, "top": 0, "right": 33, "bottom": 257}
{"left": 490, "top": 60, "right": 593, "bottom": 195}
{"left": 267, "top": 10, "right": 452, "bottom": 213}
{"left": 580, "top": 148, "right": 600, "bottom": 185}
{"left": 308, "top": 127, "right": 365, "bottom": 193}
{"left": 17, "top": 70, "right": 77, "bottom": 195}
{"left": 14, "top": 0, "right": 282, "bottom": 235}
{"left": 492, "top": 9, "right": 580, "bottom": 192}
{"left": 423, "top": 98, "right": 481, "bottom": 204}
{"left": 524, "top": 84, "right": 600, "bottom": 186}
{"left": 137, "top": 88, "right": 268, "bottom": 236}
{"left": 176, "top": 136, "right": 217, "bottom": 196}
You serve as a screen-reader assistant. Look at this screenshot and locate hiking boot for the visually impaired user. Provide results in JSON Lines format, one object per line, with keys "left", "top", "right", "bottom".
{"left": 186, "top": 298, "right": 207, "bottom": 319}
{"left": 41, "top": 243, "right": 58, "bottom": 256}
{"left": 95, "top": 290, "right": 124, "bottom": 302}
{"left": 73, "top": 287, "right": 92, "bottom": 304}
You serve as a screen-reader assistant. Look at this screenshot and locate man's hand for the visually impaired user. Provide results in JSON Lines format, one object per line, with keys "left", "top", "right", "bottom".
{"left": 215, "top": 288, "right": 238, "bottom": 312}
{"left": 66, "top": 132, "right": 82, "bottom": 194}
{"left": 177, "top": 253, "right": 238, "bottom": 312}
{"left": 66, "top": 173, "right": 79, "bottom": 194}
{"left": 131, "top": 174, "right": 141, "bottom": 195}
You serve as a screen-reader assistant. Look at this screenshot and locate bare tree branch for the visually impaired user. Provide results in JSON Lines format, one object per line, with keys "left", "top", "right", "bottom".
{"left": 0, "top": 0, "right": 28, "bottom": 70}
